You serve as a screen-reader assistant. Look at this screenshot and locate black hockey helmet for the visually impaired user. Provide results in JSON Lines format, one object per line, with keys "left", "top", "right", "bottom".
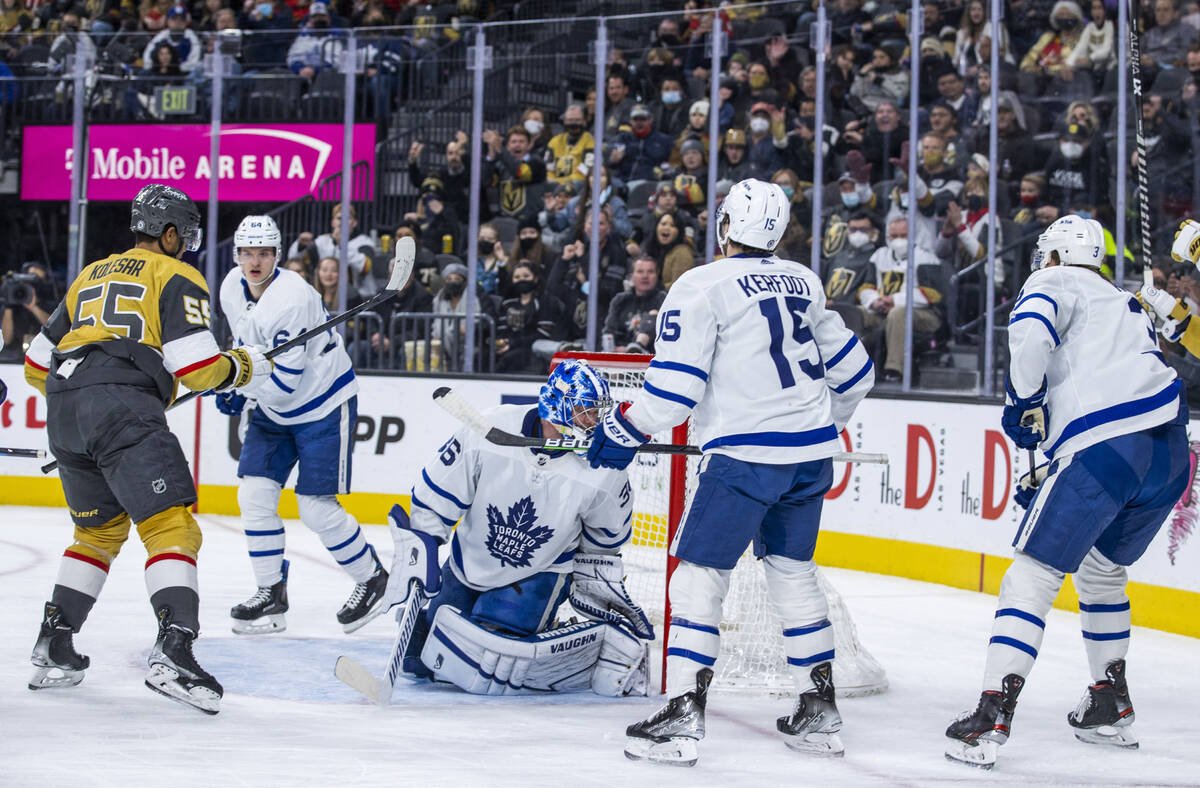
{"left": 130, "top": 183, "right": 203, "bottom": 252}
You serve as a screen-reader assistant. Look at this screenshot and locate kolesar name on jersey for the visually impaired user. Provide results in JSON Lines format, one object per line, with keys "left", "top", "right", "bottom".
{"left": 736, "top": 271, "right": 813, "bottom": 299}
{"left": 87, "top": 257, "right": 148, "bottom": 280}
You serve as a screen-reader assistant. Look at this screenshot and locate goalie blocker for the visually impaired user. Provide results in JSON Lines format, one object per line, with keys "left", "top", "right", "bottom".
{"left": 421, "top": 605, "right": 648, "bottom": 696}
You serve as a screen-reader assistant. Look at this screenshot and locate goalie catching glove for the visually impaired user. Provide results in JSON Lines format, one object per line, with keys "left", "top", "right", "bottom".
{"left": 386, "top": 504, "right": 442, "bottom": 609}
{"left": 218, "top": 345, "right": 273, "bottom": 395}
{"left": 569, "top": 553, "right": 654, "bottom": 640}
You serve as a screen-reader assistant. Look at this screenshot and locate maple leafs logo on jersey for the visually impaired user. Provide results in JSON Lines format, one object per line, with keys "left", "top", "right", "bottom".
{"left": 484, "top": 496, "right": 552, "bottom": 568}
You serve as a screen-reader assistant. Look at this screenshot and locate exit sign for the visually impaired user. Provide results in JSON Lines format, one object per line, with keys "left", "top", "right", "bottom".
{"left": 153, "top": 85, "right": 196, "bottom": 116}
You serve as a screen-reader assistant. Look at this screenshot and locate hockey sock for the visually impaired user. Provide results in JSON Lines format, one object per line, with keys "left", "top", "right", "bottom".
{"left": 238, "top": 476, "right": 287, "bottom": 586}
{"left": 983, "top": 551, "right": 1062, "bottom": 690}
{"left": 138, "top": 506, "right": 202, "bottom": 632}
{"left": 764, "top": 556, "right": 833, "bottom": 694}
{"left": 51, "top": 513, "right": 133, "bottom": 630}
{"left": 300, "top": 495, "right": 376, "bottom": 582}
{"left": 665, "top": 562, "right": 729, "bottom": 698}
{"left": 1074, "top": 549, "right": 1132, "bottom": 681}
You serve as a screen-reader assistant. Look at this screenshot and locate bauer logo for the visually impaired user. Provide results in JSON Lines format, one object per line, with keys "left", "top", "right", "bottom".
{"left": 21, "top": 124, "right": 376, "bottom": 202}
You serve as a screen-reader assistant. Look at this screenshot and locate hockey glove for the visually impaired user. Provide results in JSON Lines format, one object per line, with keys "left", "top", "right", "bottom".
{"left": 219, "top": 345, "right": 273, "bottom": 394}
{"left": 1014, "top": 462, "right": 1049, "bottom": 510}
{"left": 569, "top": 553, "right": 655, "bottom": 640}
{"left": 1171, "top": 218, "right": 1200, "bottom": 265}
{"left": 214, "top": 390, "right": 246, "bottom": 417}
{"left": 386, "top": 504, "right": 441, "bottom": 609}
{"left": 1139, "top": 283, "right": 1179, "bottom": 320}
{"left": 586, "top": 402, "right": 649, "bottom": 471}
{"left": 1002, "top": 376, "right": 1048, "bottom": 450}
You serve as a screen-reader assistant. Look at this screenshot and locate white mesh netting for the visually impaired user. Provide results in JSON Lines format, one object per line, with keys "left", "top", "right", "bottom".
{"left": 557, "top": 353, "right": 887, "bottom": 697}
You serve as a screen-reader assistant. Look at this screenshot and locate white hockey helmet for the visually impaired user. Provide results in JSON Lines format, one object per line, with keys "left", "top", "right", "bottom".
{"left": 1032, "top": 214, "right": 1104, "bottom": 270}
{"left": 234, "top": 215, "right": 282, "bottom": 269}
{"left": 715, "top": 178, "right": 789, "bottom": 254}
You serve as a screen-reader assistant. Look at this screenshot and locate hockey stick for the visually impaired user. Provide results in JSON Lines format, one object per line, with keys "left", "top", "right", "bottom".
{"left": 432, "top": 386, "right": 890, "bottom": 464}
{"left": 1129, "top": 0, "right": 1155, "bottom": 290}
{"left": 334, "top": 579, "right": 428, "bottom": 706}
{"left": 1, "top": 447, "right": 47, "bottom": 459}
{"left": 40, "top": 237, "right": 417, "bottom": 475}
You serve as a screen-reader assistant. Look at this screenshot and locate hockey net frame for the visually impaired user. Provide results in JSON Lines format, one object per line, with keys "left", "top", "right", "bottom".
{"left": 551, "top": 351, "right": 887, "bottom": 697}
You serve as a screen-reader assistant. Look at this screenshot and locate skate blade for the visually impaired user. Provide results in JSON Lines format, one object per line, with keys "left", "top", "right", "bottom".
{"left": 341, "top": 597, "right": 387, "bottom": 634}
{"left": 1073, "top": 725, "right": 1139, "bottom": 749}
{"left": 623, "top": 736, "right": 699, "bottom": 767}
{"left": 781, "top": 730, "right": 845, "bottom": 758}
{"left": 28, "top": 664, "right": 85, "bottom": 691}
{"left": 231, "top": 614, "right": 286, "bottom": 635}
{"left": 145, "top": 664, "right": 221, "bottom": 715}
{"left": 944, "top": 738, "right": 997, "bottom": 769}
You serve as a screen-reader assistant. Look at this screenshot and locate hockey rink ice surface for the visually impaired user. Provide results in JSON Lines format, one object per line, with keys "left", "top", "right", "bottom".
{"left": 2, "top": 505, "right": 1198, "bottom": 788}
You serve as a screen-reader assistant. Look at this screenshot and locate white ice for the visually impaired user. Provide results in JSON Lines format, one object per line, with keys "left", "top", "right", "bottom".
{"left": 1, "top": 504, "right": 1197, "bottom": 788}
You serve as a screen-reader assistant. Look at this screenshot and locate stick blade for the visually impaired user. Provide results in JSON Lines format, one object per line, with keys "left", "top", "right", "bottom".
{"left": 386, "top": 236, "right": 416, "bottom": 291}
{"left": 334, "top": 655, "right": 383, "bottom": 704}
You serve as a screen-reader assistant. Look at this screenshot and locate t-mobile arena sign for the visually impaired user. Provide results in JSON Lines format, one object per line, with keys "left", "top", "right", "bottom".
{"left": 21, "top": 123, "right": 376, "bottom": 202}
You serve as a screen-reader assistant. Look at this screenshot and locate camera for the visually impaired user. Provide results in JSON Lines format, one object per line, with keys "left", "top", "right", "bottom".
{"left": 1, "top": 273, "right": 40, "bottom": 308}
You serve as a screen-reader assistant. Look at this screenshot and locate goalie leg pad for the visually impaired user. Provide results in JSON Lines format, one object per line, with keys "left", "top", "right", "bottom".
{"left": 764, "top": 555, "right": 833, "bottom": 694}
{"left": 983, "top": 551, "right": 1063, "bottom": 690}
{"left": 1074, "top": 548, "right": 1131, "bottom": 681}
{"left": 592, "top": 623, "right": 649, "bottom": 697}
{"left": 237, "top": 476, "right": 286, "bottom": 587}
{"left": 422, "top": 605, "right": 609, "bottom": 694}
{"left": 664, "top": 561, "right": 730, "bottom": 698}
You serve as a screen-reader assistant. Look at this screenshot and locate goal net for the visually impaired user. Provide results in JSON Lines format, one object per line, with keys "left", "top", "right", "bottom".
{"left": 552, "top": 352, "right": 887, "bottom": 697}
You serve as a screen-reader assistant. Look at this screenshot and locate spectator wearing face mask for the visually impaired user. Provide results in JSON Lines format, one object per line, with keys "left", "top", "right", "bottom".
{"left": 649, "top": 75, "right": 690, "bottom": 138}
{"left": 1044, "top": 122, "right": 1109, "bottom": 211}
{"left": 1019, "top": 1, "right": 1086, "bottom": 84}
{"left": 495, "top": 262, "right": 543, "bottom": 373}
{"left": 520, "top": 107, "right": 551, "bottom": 160}
{"left": 861, "top": 216, "right": 945, "bottom": 383}
{"left": 1011, "top": 174, "right": 1047, "bottom": 225}
{"left": 745, "top": 102, "right": 785, "bottom": 180}
{"left": 287, "top": 2, "right": 343, "bottom": 79}
{"left": 937, "top": 176, "right": 1004, "bottom": 324}
{"left": 821, "top": 212, "right": 881, "bottom": 337}
{"left": 545, "top": 103, "right": 594, "bottom": 186}
{"left": 142, "top": 5, "right": 203, "bottom": 72}
{"left": 239, "top": 0, "right": 298, "bottom": 70}
{"left": 507, "top": 216, "right": 549, "bottom": 286}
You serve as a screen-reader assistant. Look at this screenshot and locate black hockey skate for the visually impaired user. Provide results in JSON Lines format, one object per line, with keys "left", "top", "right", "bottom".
{"left": 777, "top": 662, "right": 845, "bottom": 757}
{"left": 231, "top": 559, "right": 289, "bottom": 634}
{"left": 1067, "top": 659, "right": 1138, "bottom": 749}
{"left": 29, "top": 603, "right": 90, "bottom": 690}
{"left": 337, "top": 546, "right": 389, "bottom": 633}
{"left": 624, "top": 667, "right": 712, "bottom": 767}
{"left": 945, "top": 673, "right": 1025, "bottom": 769}
{"left": 145, "top": 607, "right": 223, "bottom": 715}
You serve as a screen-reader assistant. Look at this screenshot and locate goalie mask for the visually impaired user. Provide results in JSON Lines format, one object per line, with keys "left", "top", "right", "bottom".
{"left": 538, "top": 359, "right": 612, "bottom": 440}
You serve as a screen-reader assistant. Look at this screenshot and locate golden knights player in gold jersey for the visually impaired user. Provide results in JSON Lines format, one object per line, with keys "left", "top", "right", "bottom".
{"left": 23, "top": 184, "right": 273, "bottom": 715}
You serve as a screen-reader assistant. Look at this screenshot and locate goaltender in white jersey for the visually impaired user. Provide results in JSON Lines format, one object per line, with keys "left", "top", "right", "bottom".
{"left": 384, "top": 359, "right": 655, "bottom": 696}
{"left": 588, "top": 178, "right": 874, "bottom": 766}
{"left": 216, "top": 215, "right": 389, "bottom": 637}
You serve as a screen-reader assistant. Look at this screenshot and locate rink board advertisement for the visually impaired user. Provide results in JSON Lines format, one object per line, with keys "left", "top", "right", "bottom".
{"left": 3, "top": 365, "right": 1199, "bottom": 634}
{"left": 19, "top": 123, "right": 376, "bottom": 202}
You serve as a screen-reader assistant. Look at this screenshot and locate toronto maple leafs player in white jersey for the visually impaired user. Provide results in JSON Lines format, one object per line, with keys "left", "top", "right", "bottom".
{"left": 216, "top": 215, "right": 388, "bottom": 636}
{"left": 944, "top": 215, "right": 1190, "bottom": 770}
{"left": 587, "top": 179, "right": 875, "bottom": 765}
{"left": 384, "top": 359, "right": 654, "bottom": 696}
